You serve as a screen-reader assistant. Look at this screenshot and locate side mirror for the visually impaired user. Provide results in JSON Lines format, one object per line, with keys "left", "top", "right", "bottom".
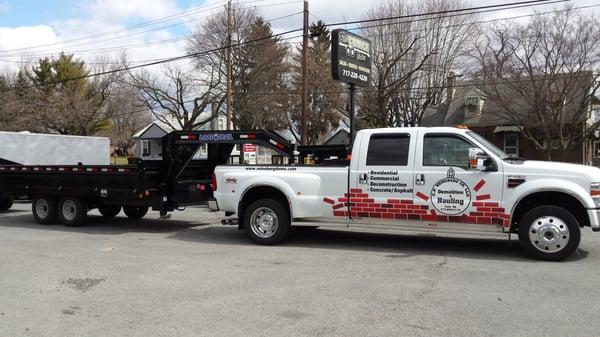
{"left": 468, "top": 148, "right": 491, "bottom": 171}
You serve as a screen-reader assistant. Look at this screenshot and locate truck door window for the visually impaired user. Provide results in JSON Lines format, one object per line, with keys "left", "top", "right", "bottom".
{"left": 366, "top": 134, "right": 410, "bottom": 166}
{"left": 423, "top": 135, "right": 473, "bottom": 169}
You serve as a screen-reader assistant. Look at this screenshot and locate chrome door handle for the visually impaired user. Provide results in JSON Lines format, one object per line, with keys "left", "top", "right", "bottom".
{"left": 416, "top": 174, "right": 425, "bottom": 185}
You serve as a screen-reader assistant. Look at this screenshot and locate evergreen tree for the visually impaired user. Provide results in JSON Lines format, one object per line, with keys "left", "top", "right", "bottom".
{"left": 290, "top": 20, "right": 345, "bottom": 145}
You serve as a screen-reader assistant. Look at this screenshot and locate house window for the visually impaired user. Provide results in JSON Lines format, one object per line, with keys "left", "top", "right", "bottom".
{"left": 142, "top": 140, "right": 151, "bottom": 157}
{"left": 218, "top": 119, "right": 224, "bottom": 130}
{"left": 504, "top": 133, "right": 519, "bottom": 157}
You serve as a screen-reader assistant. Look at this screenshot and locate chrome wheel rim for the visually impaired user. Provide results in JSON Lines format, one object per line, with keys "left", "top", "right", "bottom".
{"left": 250, "top": 207, "right": 278, "bottom": 238}
{"left": 528, "top": 216, "right": 570, "bottom": 253}
{"left": 36, "top": 199, "right": 50, "bottom": 219}
{"left": 62, "top": 200, "right": 77, "bottom": 221}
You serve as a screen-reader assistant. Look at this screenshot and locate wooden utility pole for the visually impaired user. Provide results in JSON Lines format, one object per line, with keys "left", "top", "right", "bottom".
{"left": 300, "top": 0, "right": 309, "bottom": 145}
{"left": 226, "top": 0, "right": 233, "bottom": 130}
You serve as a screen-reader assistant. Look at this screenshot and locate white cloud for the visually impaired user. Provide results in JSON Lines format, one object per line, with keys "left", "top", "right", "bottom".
{"left": 84, "top": 0, "right": 179, "bottom": 21}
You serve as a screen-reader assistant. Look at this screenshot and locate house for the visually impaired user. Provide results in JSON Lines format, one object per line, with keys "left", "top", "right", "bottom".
{"left": 421, "top": 73, "right": 600, "bottom": 164}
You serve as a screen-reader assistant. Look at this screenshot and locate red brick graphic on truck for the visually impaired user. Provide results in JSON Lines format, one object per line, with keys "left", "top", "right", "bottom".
{"left": 323, "top": 188, "right": 510, "bottom": 228}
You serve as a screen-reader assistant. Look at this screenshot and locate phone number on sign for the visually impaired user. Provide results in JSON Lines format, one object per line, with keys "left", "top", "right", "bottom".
{"left": 342, "top": 69, "right": 368, "bottom": 82}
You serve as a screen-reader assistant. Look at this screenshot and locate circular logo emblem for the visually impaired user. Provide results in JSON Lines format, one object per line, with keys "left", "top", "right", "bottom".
{"left": 431, "top": 172, "right": 471, "bottom": 215}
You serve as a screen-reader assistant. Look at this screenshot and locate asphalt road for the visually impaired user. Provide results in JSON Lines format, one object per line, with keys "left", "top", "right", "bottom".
{"left": 1, "top": 202, "right": 599, "bottom": 337}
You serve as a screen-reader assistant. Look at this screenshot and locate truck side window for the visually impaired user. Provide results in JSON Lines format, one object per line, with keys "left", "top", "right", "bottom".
{"left": 423, "top": 135, "right": 473, "bottom": 169}
{"left": 366, "top": 134, "right": 410, "bottom": 166}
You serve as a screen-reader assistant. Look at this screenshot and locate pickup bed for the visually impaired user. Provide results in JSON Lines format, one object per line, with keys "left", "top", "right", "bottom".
{"left": 212, "top": 127, "right": 600, "bottom": 261}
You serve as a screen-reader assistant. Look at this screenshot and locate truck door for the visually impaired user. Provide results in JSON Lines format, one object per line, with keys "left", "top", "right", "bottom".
{"left": 412, "top": 132, "right": 507, "bottom": 230}
{"left": 348, "top": 130, "right": 417, "bottom": 225}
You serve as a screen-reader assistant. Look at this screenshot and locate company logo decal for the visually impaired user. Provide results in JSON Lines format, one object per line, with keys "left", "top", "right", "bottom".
{"left": 322, "top": 188, "right": 510, "bottom": 228}
{"left": 225, "top": 177, "right": 238, "bottom": 184}
{"left": 198, "top": 133, "right": 234, "bottom": 142}
{"left": 430, "top": 168, "right": 471, "bottom": 215}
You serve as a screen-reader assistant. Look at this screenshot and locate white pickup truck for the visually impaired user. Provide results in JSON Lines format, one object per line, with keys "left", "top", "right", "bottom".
{"left": 210, "top": 127, "right": 600, "bottom": 260}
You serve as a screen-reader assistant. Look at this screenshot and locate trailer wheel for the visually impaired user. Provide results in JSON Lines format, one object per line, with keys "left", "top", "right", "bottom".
{"left": 244, "top": 198, "right": 290, "bottom": 245}
{"left": 58, "top": 197, "right": 87, "bottom": 227}
{"left": 0, "top": 197, "right": 13, "bottom": 211}
{"left": 123, "top": 206, "right": 148, "bottom": 220}
{"left": 518, "top": 206, "right": 581, "bottom": 261}
{"left": 98, "top": 205, "right": 121, "bottom": 218}
{"left": 32, "top": 196, "right": 58, "bottom": 225}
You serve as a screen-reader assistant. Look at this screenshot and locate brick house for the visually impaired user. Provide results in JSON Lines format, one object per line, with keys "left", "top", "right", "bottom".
{"left": 421, "top": 76, "right": 600, "bottom": 164}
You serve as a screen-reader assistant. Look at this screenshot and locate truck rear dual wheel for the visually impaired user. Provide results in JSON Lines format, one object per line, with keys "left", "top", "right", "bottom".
{"left": 123, "top": 206, "right": 149, "bottom": 220}
{"left": 243, "top": 198, "right": 290, "bottom": 245}
{"left": 58, "top": 197, "right": 87, "bottom": 227}
{"left": 518, "top": 206, "right": 581, "bottom": 261}
{"left": 0, "top": 197, "right": 13, "bottom": 211}
{"left": 32, "top": 196, "right": 58, "bottom": 225}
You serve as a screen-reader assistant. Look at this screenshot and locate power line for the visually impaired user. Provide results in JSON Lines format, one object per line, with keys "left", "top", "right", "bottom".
{"left": 0, "top": 11, "right": 303, "bottom": 60}
{"left": 324, "top": 0, "right": 564, "bottom": 29}
{"left": 0, "top": 0, "right": 301, "bottom": 57}
{"left": 0, "top": 0, "right": 574, "bottom": 93}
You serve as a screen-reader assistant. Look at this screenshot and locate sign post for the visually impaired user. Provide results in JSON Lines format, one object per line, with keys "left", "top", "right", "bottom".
{"left": 331, "top": 29, "right": 372, "bottom": 144}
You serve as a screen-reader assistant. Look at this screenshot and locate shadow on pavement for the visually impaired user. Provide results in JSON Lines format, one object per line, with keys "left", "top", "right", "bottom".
{"left": 0, "top": 213, "right": 203, "bottom": 234}
{"left": 170, "top": 226, "right": 589, "bottom": 263}
{"left": 0, "top": 211, "right": 589, "bottom": 262}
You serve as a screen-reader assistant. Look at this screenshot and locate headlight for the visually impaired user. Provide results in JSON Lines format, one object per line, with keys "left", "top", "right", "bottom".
{"left": 591, "top": 182, "right": 600, "bottom": 207}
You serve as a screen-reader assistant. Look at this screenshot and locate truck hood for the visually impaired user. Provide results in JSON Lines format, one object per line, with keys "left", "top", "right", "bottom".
{"left": 506, "top": 160, "right": 600, "bottom": 181}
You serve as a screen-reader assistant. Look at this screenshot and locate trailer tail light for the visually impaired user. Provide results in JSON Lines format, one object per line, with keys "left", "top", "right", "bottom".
{"left": 211, "top": 173, "right": 217, "bottom": 192}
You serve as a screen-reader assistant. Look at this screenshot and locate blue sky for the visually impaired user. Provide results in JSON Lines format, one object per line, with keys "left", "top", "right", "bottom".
{"left": 0, "top": 0, "right": 597, "bottom": 74}
{"left": 0, "top": 0, "right": 202, "bottom": 32}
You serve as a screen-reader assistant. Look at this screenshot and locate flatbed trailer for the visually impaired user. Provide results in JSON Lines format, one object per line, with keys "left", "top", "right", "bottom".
{"left": 0, "top": 130, "right": 343, "bottom": 225}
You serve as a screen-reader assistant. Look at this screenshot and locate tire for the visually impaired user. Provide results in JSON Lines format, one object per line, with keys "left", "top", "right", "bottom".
{"left": 58, "top": 197, "right": 87, "bottom": 227}
{"left": 243, "top": 198, "right": 290, "bottom": 245}
{"left": 0, "top": 197, "right": 13, "bottom": 211}
{"left": 98, "top": 205, "right": 121, "bottom": 218}
{"left": 32, "top": 195, "right": 58, "bottom": 225}
{"left": 518, "top": 205, "right": 581, "bottom": 261}
{"left": 123, "top": 206, "right": 148, "bottom": 220}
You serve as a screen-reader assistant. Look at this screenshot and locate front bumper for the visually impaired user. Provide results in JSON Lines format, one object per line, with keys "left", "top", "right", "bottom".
{"left": 588, "top": 209, "right": 600, "bottom": 231}
{"left": 208, "top": 198, "right": 219, "bottom": 212}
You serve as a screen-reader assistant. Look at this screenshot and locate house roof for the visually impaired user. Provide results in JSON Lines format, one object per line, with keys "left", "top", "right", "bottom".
{"left": 421, "top": 72, "right": 597, "bottom": 128}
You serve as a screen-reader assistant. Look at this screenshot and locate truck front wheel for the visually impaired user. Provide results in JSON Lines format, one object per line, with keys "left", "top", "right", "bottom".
{"left": 0, "top": 197, "right": 13, "bottom": 211}
{"left": 32, "top": 196, "right": 58, "bottom": 225}
{"left": 58, "top": 197, "right": 87, "bottom": 227}
{"left": 243, "top": 199, "right": 290, "bottom": 245}
{"left": 123, "top": 206, "right": 148, "bottom": 220}
{"left": 518, "top": 206, "right": 581, "bottom": 261}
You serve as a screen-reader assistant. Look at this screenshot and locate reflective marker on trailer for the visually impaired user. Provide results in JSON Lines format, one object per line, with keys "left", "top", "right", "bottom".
{"left": 180, "top": 134, "right": 198, "bottom": 140}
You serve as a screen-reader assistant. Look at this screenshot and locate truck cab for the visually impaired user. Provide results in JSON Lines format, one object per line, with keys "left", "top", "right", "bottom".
{"left": 213, "top": 127, "right": 600, "bottom": 260}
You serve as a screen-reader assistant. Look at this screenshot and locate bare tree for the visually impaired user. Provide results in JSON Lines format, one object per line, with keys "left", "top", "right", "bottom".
{"left": 187, "top": 4, "right": 258, "bottom": 129}
{"left": 357, "top": 1, "right": 437, "bottom": 128}
{"left": 129, "top": 65, "right": 223, "bottom": 131}
{"left": 393, "top": 0, "right": 477, "bottom": 126}
{"left": 473, "top": 6, "right": 600, "bottom": 160}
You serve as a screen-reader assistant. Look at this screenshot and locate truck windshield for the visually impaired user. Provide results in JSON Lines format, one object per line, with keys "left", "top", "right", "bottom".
{"left": 466, "top": 131, "right": 510, "bottom": 159}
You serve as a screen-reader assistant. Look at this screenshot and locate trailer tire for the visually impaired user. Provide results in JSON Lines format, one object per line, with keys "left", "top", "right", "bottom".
{"left": 58, "top": 197, "right": 87, "bottom": 227}
{"left": 123, "top": 206, "right": 148, "bottom": 220}
{"left": 32, "top": 196, "right": 58, "bottom": 225}
{"left": 244, "top": 198, "right": 290, "bottom": 245}
{"left": 98, "top": 205, "right": 121, "bottom": 218}
{"left": 0, "top": 197, "right": 13, "bottom": 211}
{"left": 518, "top": 205, "right": 581, "bottom": 261}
